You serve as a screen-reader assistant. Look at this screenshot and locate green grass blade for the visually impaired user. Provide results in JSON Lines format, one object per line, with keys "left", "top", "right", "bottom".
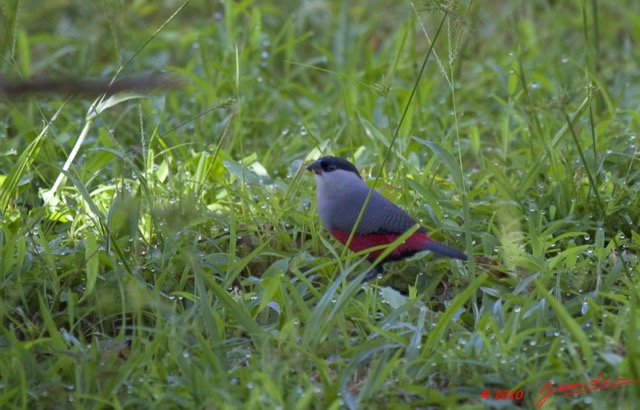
{"left": 535, "top": 279, "right": 594, "bottom": 368}
{"left": 425, "top": 273, "right": 488, "bottom": 349}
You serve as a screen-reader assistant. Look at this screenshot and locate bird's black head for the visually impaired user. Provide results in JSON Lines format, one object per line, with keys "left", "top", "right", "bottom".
{"left": 306, "top": 156, "right": 362, "bottom": 179}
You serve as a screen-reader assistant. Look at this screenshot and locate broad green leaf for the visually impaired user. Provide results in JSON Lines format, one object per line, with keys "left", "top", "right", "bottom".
{"left": 412, "top": 138, "right": 464, "bottom": 190}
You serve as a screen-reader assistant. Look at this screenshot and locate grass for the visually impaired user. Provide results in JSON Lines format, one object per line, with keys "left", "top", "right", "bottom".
{"left": 1, "top": 0, "right": 639, "bottom": 408}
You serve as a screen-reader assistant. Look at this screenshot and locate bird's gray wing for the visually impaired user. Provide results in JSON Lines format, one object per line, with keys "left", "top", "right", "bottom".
{"left": 355, "top": 191, "right": 420, "bottom": 234}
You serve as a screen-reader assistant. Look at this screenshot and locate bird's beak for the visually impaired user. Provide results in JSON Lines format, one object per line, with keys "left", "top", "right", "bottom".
{"left": 306, "top": 160, "right": 322, "bottom": 175}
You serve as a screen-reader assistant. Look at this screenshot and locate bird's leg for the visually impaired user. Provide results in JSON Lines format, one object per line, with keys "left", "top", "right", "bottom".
{"left": 364, "top": 264, "right": 385, "bottom": 282}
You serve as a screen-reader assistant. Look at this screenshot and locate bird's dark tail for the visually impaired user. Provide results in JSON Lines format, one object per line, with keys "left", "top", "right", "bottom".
{"left": 425, "top": 241, "right": 467, "bottom": 261}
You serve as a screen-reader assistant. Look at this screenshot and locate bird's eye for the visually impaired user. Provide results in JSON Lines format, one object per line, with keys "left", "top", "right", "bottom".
{"left": 321, "top": 160, "right": 336, "bottom": 172}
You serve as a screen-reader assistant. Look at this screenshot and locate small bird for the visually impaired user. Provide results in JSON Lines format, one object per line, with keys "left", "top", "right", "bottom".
{"left": 306, "top": 156, "right": 467, "bottom": 276}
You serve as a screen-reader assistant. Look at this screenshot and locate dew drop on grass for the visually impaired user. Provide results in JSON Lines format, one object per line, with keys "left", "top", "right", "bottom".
{"left": 583, "top": 233, "right": 590, "bottom": 241}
